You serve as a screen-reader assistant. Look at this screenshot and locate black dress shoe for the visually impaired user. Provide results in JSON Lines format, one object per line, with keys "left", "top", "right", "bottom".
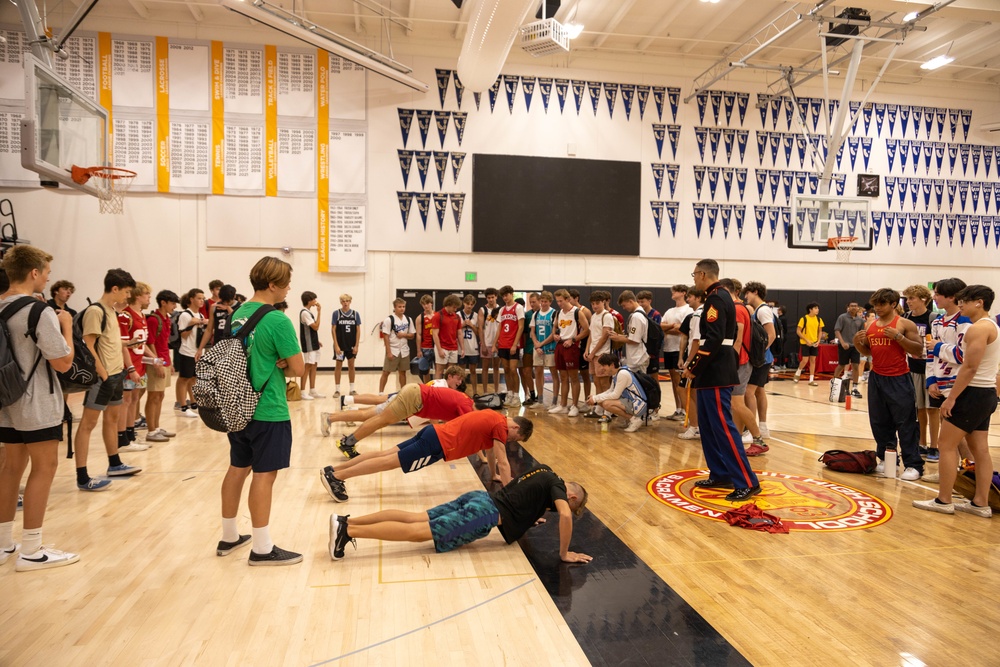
{"left": 694, "top": 478, "right": 734, "bottom": 489}
{"left": 725, "top": 485, "right": 762, "bottom": 502}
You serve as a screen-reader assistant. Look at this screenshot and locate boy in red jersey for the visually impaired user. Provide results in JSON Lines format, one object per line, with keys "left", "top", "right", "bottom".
{"left": 496, "top": 285, "right": 525, "bottom": 407}
{"left": 144, "top": 290, "right": 178, "bottom": 443}
{"left": 117, "top": 282, "right": 152, "bottom": 452}
{"left": 415, "top": 295, "right": 436, "bottom": 383}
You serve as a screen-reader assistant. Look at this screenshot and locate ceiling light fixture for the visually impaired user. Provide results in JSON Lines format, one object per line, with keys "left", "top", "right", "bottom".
{"left": 903, "top": 11, "right": 919, "bottom": 22}
{"left": 565, "top": 22, "right": 585, "bottom": 39}
{"left": 920, "top": 54, "right": 953, "bottom": 70}
{"left": 699, "top": 0, "right": 721, "bottom": 4}
{"left": 219, "top": 0, "right": 429, "bottom": 92}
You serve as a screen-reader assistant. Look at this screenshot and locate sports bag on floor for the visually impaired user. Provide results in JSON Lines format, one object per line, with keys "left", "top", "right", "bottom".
{"left": 818, "top": 449, "right": 878, "bottom": 474}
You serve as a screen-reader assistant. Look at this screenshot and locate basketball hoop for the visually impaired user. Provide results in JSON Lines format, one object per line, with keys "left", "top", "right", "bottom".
{"left": 70, "top": 165, "right": 137, "bottom": 214}
{"left": 827, "top": 236, "right": 858, "bottom": 263}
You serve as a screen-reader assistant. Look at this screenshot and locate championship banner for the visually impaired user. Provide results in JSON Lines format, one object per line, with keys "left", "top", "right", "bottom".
{"left": 983, "top": 180, "right": 994, "bottom": 213}
{"left": 651, "top": 163, "right": 665, "bottom": 198}
{"left": 948, "top": 109, "right": 959, "bottom": 140}
{"left": 754, "top": 205, "right": 766, "bottom": 239}
{"left": 810, "top": 98, "right": 823, "bottom": 132}
{"left": 710, "top": 91, "right": 722, "bottom": 126}
{"left": 503, "top": 74, "right": 520, "bottom": 114}
{"left": 264, "top": 44, "right": 277, "bottom": 197}
{"left": 945, "top": 215, "right": 955, "bottom": 246}
{"left": 961, "top": 109, "right": 972, "bottom": 140}
{"left": 958, "top": 214, "right": 968, "bottom": 246}
{"left": 769, "top": 133, "right": 780, "bottom": 165}
{"left": 736, "top": 92, "right": 749, "bottom": 125}
{"left": 781, "top": 134, "right": 793, "bottom": 166}
{"left": 808, "top": 173, "right": 819, "bottom": 195}
{"left": 473, "top": 91, "right": 481, "bottom": 111}
{"left": 414, "top": 192, "right": 431, "bottom": 229}
{"left": 397, "top": 149, "right": 413, "bottom": 187}
{"left": 922, "top": 179, "right": 933, "bottom": 209}
{"left": 488, "top": 77, "right": 501, "bottom": 113}
{"left": 872, "top": 211, "right": 883, "bottom": 245}
{"left": 210, "top": 40, "right": 224, "bottom": 194}
{"left": 970, "top": 215, "right": 980, "bottom": 246}
{"left": 433, "top": 151, "right": 448, "bottom": 188}
{"left": 970, "top": 181, "right": 981, "bottom": 213}
{"left": 667, "top": 87, "right": 680, "bottom": 122}
{"left": 847, "top": 137, "right": 860, "bottom": 171}
{"left": 709, "top": 128, "right": 721, "bottom": 162}
{"left": 414, "top": 151, "right": 431, "bottom": 188}
{"left": 768, "top": 171, "right": 780, "bottom": 202}
{"left": 415, "top": 109, "right": 432, "bottom": 148}
{"left": 397, "top": 191, "right": 414, "bottom": 229}
{"left": 538, "top": 77, "right": 553, "bottom": 113}
{"left": 695, "top": 128, "right": 707, "bottom": 162}
{"left": 862, "top": 104, "right": 873, "bottom": 135}
{"left": 913, "top": 106, "right": 926, "bottom": 138}
{"left": 971, "top": 144, "right": 982, "bottom": 177}
{"left": 935, "top": 109, "right": 946, "bottom": 139}
{"left": 696, "top": 92, "right": 708, "bottom": 125}
{"left": 707, "top": 167, "right": 720, "bottom": 201}
{"left": 846, "top": 209, "right": 858, "bottom": 238}
{"left": 434, "top": 111, "right": 451, "bottom": 148}
{"left": 433, "top": 193, "right": 448, "bottom": 230}
{"left": 723, "top": 93, "right": 735, "bottom": 126}
{"left": 947, "top": 180, "right": 957, "bottom": 212}
{"left": 453, "top": 71, "right": 465, "bottom": 109}
{"left": 637, "top": 85, "right": 650, "bottom": 120}
{"left": 436, "top": 68, "right": 451, "bottom": 108}
{"left": 935, "top": 142, "right": 945, "bottom": 175}
{"left": 834, "top": 174, "right": 846, "bottom": 196}
{"left": 882, "top": 212, "right": 894, "bottom": 245}
{"left": 734, "top": 205, "right": 746, "bottom": 238}
{"left": 794, "top": 172, "right": 805, "bottom": 197}
{"left": 783, "top": 98, "right": 793, "bottom": 131}
{"left": 587, "top": 81, "right": 602, "bottom": 116}
{"left": 899, "top": 179, "right": 912, "bottom": 209}
{"left": 720, "top": 204, "right": 732, "bottom": 238}
{"left": 449, "top": 193, "right": 465, "bottom": 231}
{"left": 886, "top": 104, "right": 897, "bottom": 136}
{"left": 795, "top": 136, "right": 807, "bottom": 168}
{"left": 735, "top": 169, "right": 747, "bottom": 202}
{"left": 555, "top": 79, "right": 569, "bottom": 114}
{"left": 653, "top": 86, "right": 666, "bottom": 121}
{"left": 693, "top": 203, "right": 705, "bottom": 237}
{"left": 770, "top": 98, "right": 781, "bottom": 129}
{"left": 922, "top": 214, "right": 932, "bottom": 245}
{"left": 707, "top": 204, "right": 719, "bottom": 238}
{"left": 758, "top": 95, "right": 770, "bottom": 129}
{"left": 994, "top": 216, "right": 1000, "bottom": 247}
{"left": 898, "top": 141, "right": 910, "bottom": 173}
{"left": 861, "top": 137, "right": 872, "bottom": 170}
{"left": 155, "top": 36, "right": 170, "bottom": 193}
{"left": 450, "top": 152, "right": 466, "bottom": 184}
{"left": 781, "top": 171, "right": 793, "bottom": 201}
{"left": 885, "top": 176, "right": 896, "bottom": 208}
{"left": 736, "top": 130, "right": 748, "bottom": 163}
{"left": 756, "top": 132, "right": 768, "bottom": 164}
{"left": 958, "top": 180, "right": 969, "bottom": 211}
{"left": 398, "top": 108, "right": 414, "bottom": 147}
{"left": 886, "top": 139, "right": 898, "bottom": 172}
{"left": 923, "top": 142, "right": 934, "bottom": 172}
{"left": 995, "top": 182, "right": 1000, "bottom": 213}
{"left": 653, "top": 124, "right": 666, "bottom": 159}
{"left": 666, "top": 164, "right": 680, "bottom": 198}
{"left": 933, "top": 215, "right": 943, "bottom": 245}
{"left": 768, "top": 206, "right": 779, "bottom": 240}
{"left": 693, "top": 165, "right": 706, "bottom": 200}
{"left": 650, "top": 201, "right": 664, "bottom": 237}
{"left": 874, "top": 103, "right": 885, "bottom": 137}
{"left": 604, "top": 82, "right": 618, "bottom": 118}
{"left": 572, "top": 80, "right": 586, "bottom": 115}
{"left": 317, "top": 51, "right": 330, "bottom": 271}
{"left": 620, "top": 83, "right": 635, "bottom": 120}
{"left": 521, "top": 76, "right": 536, "bottom": 112}
{"left": 666, "top": 201, "right": 679, "bottom": 237}
{"left": 897, "top": 212, "right": 907, "bottom": 245}
{"left": 452, "top": 112, "right": 467, "bottom": 146}
{"left": 722, "top": 167, "right": 734, "bottom": 201}
{"left": 667, "top": 125, "right": 681, "bottom": 159}
{"left": 900, "top": 105, "right": 911, "bottom": 137}
{"left": 99, "top": 33, "right": 113, "bottom": 156}
{"left": 959, "top": 144, "right": 970, "bottom": 176}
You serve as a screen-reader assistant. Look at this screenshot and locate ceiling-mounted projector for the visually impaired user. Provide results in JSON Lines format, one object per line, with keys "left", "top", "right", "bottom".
{"left": 520, "top": 18, "right": 570, "bottom": 57}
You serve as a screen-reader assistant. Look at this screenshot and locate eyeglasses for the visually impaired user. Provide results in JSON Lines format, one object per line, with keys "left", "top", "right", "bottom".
{"left": 690, "top": 271, "right": 704, "bottom": 278}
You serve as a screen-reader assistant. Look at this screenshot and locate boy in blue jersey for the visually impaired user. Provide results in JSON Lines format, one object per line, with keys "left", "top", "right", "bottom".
{"left": 531, "top": 291, "right": 558, "bottom": 409}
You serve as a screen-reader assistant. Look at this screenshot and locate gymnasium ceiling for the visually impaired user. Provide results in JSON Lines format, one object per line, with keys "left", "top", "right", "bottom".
{"left": 7, "top": 0, "right": 1000, "bottom": 89}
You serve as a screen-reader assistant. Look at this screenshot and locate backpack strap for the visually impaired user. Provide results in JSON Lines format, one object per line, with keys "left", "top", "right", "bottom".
{"left": 1, "top": 296, "right": 49, "bottom": 388}
{"left": 235, "top": 305, "right": 277, "bottom": 393}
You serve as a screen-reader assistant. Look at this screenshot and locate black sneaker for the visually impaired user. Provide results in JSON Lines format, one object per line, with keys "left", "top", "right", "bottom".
{"left": 248, "top": 545, "right": 302, "bottom": 566}
{"left": 522, "top": 397, "right": 535, "bottom": 406}
{"left": 584, "top": 410, "right": 602, "bottom": 419}
{"left": 851, "top": 389, "right": 863, "bottom": 399}
{"left": 339, "top": 395, "right": 347, "bottom": 411}
{"left": 329, "top": 514, "right": 356, "bottom": 560}
{"left": 725, "top": 485, "right": 762, "bottom": 502}
{"left": 217, "top": 534, "right": 251, "bottom": 556}
{"left": 694, "top": 478, "right": 734, "bottom": 489}
{"left": 338, "top": 437, "right": 360, "bottom": 459}
{"left": 321, "top": 466, "right": 349, "bottom": 502}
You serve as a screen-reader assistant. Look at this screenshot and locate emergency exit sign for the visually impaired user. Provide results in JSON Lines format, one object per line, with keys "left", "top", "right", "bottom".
{"left": 465, "top": 271, "right": 477, "bottom": 282}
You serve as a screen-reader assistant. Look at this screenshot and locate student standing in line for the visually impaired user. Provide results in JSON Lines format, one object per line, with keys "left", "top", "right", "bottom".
{"left": 531, "top": 291, "right": 558, "bottom": 409}
{"left": 298, "top": 291, "right": 324, "bottom": 400}
{"left": 415, "top": 294, "right": 437, "bottom": 385}
{"left": 583, "top": 291, "right": 614, "bottom": 421}
{"left": 117, "top": 281, "right": 152, "bottom": 453}
{"left": 458, "top": 294, "right": 480, "bottom": 395}
{"left": 661, "top": 285, "right": 693, "bottom": 421}
{"left": 46, "top": 279, "right": 76, "bottom": 317}
{"left": 432, "top": 294, "right": 462, "bottom": 380}
{"left": 331, "top": 294, "right": 360, "bottom": 397}
{"left": 377, "top": 298, "right": 415, "bottom": 397}
{"left": 902, "top": 285, "right": 937, "bottom": 459}
{"left": 548, "top": 289, "right": 589, "bottom": 417}
{"left": 174, "top": 289, "right": 207, "bottom": 417}
{"left": 794, "top": 302, "right": 824, "bottom": 386}
{"left": 495, "top": 286, "right": 525, "bottom": 408}
{"left": 478, "top": 288, "right": 501, "bottom": 392}
{"left": 568, "top": 289, "right": 593, "bottom": 407}
{"left": 143, "top": 291, "right": 178, "bottom": 444}
{"left": 519, "top": 294, "right": 539, "bottom": 406}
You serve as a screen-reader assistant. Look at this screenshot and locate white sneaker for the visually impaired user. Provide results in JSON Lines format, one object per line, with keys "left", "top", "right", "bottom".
{"left": 15, "top": 546, "right": 80, "bottom": 571}
{"left": 759, "top": 426, "right": 771, "bottom": 439}
{"left": 567, "top": 406, "right": 580, "bottom": 417}
{"left": 667, "top": 409, "right": 685, "bottom": 422}
{"left": 302, "top": 393, "right": 314, "bottom": 401}
{"left": 333, "top": 390, "right": 341, "bottom": 398}
{"left": 912, "top": 498, "right": 955, "bottom": 514}
{"left": 0, "top": 543, "right": 18, "bottom": 565}
{"left": 922, "top": 471, "right": 940, "bottom": 483}
{"left": 119, "top": 442, "right": 150, "bottom": 452}
{"left": 955, "top": 501, "right": 992, "bottom": 518}
{"left": 507, "top": 397, "right": 521, "bottom": 408}
{"left": 310, "top": 389, "right": 326, "bottom": 398}
{"left": 900, "top": 467, "right": 922, "bottom": 481}
{"left": 548, "top": 405, "right": 567, "bottom": 414}
{"left": 678, "top": 427, "right": 700, "bottom": 440}
{"left": 741, "top": 432, "right": 753, "bottom": 445}
{"left": 793, "top": 372, "right": 801, "bottom": 383}
{"left": 180, "top": 409, "right": 198, "bottom": 419}
{"left": 156, "top": 427, "right": 176, "bottom": 438}
{"left": 875, "top": 460, "right": 885, "bottom": 475}
{"left": 145, "top": 431, "right": 169, "bottom": 443}
{"left": 320, "top": 412, "right": 332, "bottom": 437}
{"left": 624, "top": 416, "right": 643, "bottom": 433}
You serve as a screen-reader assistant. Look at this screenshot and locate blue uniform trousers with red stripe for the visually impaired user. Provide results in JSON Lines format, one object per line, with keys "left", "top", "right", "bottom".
{"left": 697, "top": 386, "right": 759, "bottom": 489}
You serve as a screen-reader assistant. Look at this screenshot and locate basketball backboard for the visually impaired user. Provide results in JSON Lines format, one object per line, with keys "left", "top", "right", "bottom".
{"left": 19, "top": 53, "right": 108, "bottom": 194}
{"left": 788, "top": 193, "right": 873, "bottom": 251}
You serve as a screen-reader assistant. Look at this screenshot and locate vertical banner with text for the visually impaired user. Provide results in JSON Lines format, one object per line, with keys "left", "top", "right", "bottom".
{"left": 155, "top": 36, "right": 170, "bottom": 192}
{"left": 317, "top": 50, "right": 330, "bottom": 272}
{"left": 98, "top": 33, "right": 113, "bottom": 162}
{"left": 264, "top": 44, "right": 277, "bottom": 196}
{"left": 211, "top": 41, "right": 225, "bottom": 194}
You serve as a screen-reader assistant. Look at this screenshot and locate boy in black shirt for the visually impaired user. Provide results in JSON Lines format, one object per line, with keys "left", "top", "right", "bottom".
{"left": 328, "top": 466, "right": 591, "bottom": 563}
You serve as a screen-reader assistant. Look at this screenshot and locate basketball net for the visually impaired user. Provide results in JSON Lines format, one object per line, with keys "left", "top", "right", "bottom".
{"left": 70, "top": 165, "right": 137, "bottom": 215}
{"left": 828, "top": 236, "right": 857, "bottom": 263}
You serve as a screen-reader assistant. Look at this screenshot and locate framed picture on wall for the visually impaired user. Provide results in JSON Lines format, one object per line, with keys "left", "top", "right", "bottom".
{"left": 856, "top": 174, "right": 880, "bottom": 197}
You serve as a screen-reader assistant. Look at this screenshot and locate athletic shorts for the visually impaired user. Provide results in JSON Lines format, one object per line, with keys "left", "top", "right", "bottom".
{"left": 383, "top": 354, "right": 409, "bottom": 373}
{"left": 646, "top": 359, "right": 660, "bottom": 375}
{"left": 83, "top": 371, "right": 125, "bottom": 411}
{"left": 435, "top": 348, "right": 459, "bottom": 365}
{"left": 146, "top": 366, "right": 172, "bottom": 392}
{"left": 396, "top": 425, "right": 445, "bottom": 473}
{"left": 838, "top": 346, "right": 861, "bottom": 366}
{"left": 749, "top": 363, "right": 771, "bottom": 387}
{"left": 335, "top": 343, "right": 357, "bottom": 360}
{"left": 733, "top": 363, "right": 752, "bottom": 396}
{"left": 800, "top": 344, "right": 818, "bottom": 358}
{"left": 0, "top": 424, "right": 63, "bottom": 444}
{"left": 911, "top": 372, "right": 932, "bottom": 410}
{"left": 945, "top": 386, "right": 998, "bottom": 433}
{"left": 175, "top": 353, "right": 196, "bottom": 378}
{"left": 427, "top": 490, "right": 499, "bottom": 553}
{"left": 386, "top": 383, "right": 422, "bottom": 421}
{"left": 555, "top": 342, "right": 580, "bottom": 371}
{"left": 534, "top": 352, "right": 555, "bottom": 367}
{"left": 228, "top": 419, "right": 292, "bottom": 473}
{"left": 459, "top": 354, "right": 480, "bottom": 366}
{"left": 497, "top": 348, "right": 518, "bottom": 361}
{"left": 578, "top": 344, "right": 589, "bottom": 370}
{"left": 929, "top": 395, "right": 944, "bottom": 409}
{"left": 663, "top": 351, "right": 681, "bottom": 370}
{"left": 303, "top": 350, "right": 321, "bottom": 365}
{"left": 123, "top": 375, "right": 147, "bottom": 391}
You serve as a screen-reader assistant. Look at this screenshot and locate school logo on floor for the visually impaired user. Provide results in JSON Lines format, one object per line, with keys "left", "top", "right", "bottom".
{"left": 647, "top": 469, "right": 892, "bottom": 532}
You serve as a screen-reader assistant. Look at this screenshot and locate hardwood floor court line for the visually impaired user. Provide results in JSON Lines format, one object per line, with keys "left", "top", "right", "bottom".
{"left": 378, "top": 572, "right": 536, "bottom": 585}
{"left": 308, "top": 578, "right": 536, "bottom": 666}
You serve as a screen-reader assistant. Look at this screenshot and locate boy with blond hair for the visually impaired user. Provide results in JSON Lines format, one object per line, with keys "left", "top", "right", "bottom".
{"left": 331, "top": 293, "right": 360, "bottom": 397}
{"left": 379, "top": 298, "right": 415, "bottom": 393}
{"left": 532, "top": 291, "right": 558, "bottom": 408}
{"left": 117, "top": 281, "right": 152, "bottom": 452}
{"left": 415, "top": 294, "right": 436, "bottom": 383}
{"left": 458, "top": 294, "right": 480, "bottom": 395}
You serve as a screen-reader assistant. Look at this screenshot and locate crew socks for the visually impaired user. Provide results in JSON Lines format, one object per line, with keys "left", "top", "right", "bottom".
{"left": 76, "top": 467, "right": 90, "bottom": 486}
{"left": 251, "top": 525, "right": 273, "bottom": 555}
{"left": 342, "top": 433, "right": 358, "bottom": 448}
{"left": 0, "top": 520, "right": 13, "bottom": 550}
{"left": 349, "top": 383, "right": 356, "bottom": 393}
{"left": 126, "top": 426, "right": 136, "bottom": 442}
{"left": 108, "top": 454, "right": 123, "bottom": 468}
{"left": 344, "top": 396, "right": 356, "bottom": 407}
{"left": 117, "top": 432, "right": 128, "bottom": 448}
{"left": 21, "top": 528, "right": 42, "bottom": 555}
{"left": 222, "top": 517, "right": 240, "bottom": 543}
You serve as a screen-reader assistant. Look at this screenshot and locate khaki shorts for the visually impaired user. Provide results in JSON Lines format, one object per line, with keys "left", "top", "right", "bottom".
{"left": 534, "top": 352, "right": 555, "bottom": 367}
{"left": 146, "top": 366, "right": 172, "bottom": 392}
{"left": 383, "top": 354, "right": 410, "bottom": 373}
{"left": 435, "top": 348, "right": 459, "bottom": 365}
{"left": 387, "top": 383, "right": 423, "bottom": 421}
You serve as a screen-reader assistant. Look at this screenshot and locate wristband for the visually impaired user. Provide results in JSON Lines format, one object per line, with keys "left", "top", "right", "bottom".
{"left": 127, "top": 366, "right": 136, "bottom": 372}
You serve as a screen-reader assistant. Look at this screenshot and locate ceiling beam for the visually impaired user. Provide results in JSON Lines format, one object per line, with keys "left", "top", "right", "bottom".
{"left": 593, "top": 0, "right": 638, "bottom": 49}
{"left": 406, "top": 0, "right": 417, "bottom": 33}
{"left": 353, "top": 1, "right": 363, "bottom": 34}
{"left": 127, "top": 0, "right": 150, "bottom": 20}
{"left": 637, "top": 0, "right": 693, "bottom": 52}
{"left": 185, "top": 1, "right": 203, "bottom": 22}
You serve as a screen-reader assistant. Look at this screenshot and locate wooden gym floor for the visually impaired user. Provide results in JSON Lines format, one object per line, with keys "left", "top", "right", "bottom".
{"left": 1, "top": 372, "right": 998, "bottom": 666}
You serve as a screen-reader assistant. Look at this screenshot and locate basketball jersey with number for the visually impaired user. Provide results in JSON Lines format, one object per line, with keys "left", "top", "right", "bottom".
{"left": 333, "top": 309, "right": 360, "bottom": 349}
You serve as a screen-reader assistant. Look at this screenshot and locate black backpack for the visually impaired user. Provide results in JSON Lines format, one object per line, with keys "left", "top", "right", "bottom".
{"left": 746, "top": 304, "right": 769, "bottom": 368}
{"left": 168, "top": 309, "right": 202, "bottom": 352}
{"left": 630, "top": 370, "right": 662, "bottom": 415}
{"left": 644, "top": 310, "right": 664, "bottom": 362}
{"left": 0, "top": 296, "right": 50, "bottom": 408}
{"left": 60, "top": 303, "right": 105, "bottom": 394}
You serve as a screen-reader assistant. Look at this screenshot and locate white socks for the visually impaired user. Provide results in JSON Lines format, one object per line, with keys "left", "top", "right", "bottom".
{"left": 349, "top": 383, "right": 356, "bottom": 392}
{"left": 0, "top": 520, "right": 13, "bottom": 550}
{"left": 222, "top": 517, "right": 240, "bottom": 543}
{"left": 344, "top": 395, "right": 356, "bottom": 406}
{"left": 22, "top": 527, "right": 42, "bottom": 555}
{"left": 251, "top": 525, "right": 274, "bottom": 555}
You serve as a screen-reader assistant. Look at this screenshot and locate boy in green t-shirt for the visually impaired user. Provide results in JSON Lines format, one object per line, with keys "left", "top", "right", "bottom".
{"left": 218, "top": 257, "right": 304, "bottom": 566}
